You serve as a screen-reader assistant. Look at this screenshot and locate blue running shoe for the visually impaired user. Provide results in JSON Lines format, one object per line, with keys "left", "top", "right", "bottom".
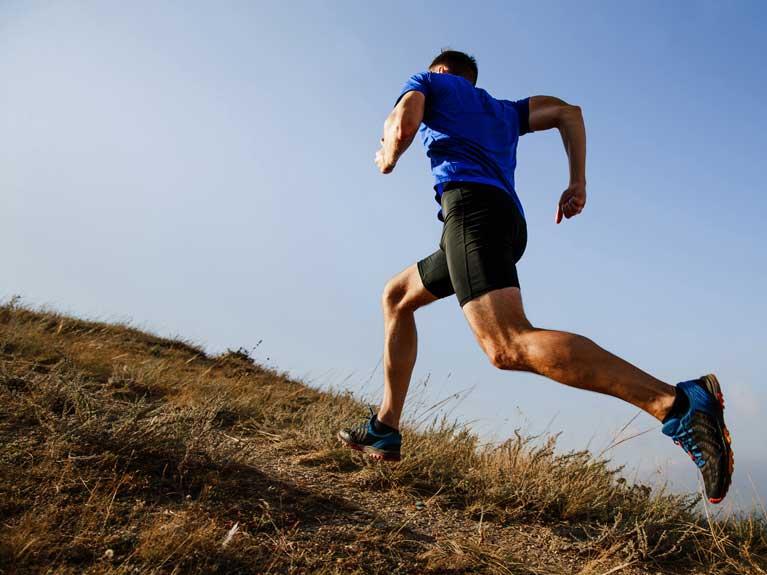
{"left": 338, "top": 408, "right": 402, "bottom": 462}
{"left": 662, "top": 374, "right": 734, "bottom": 504}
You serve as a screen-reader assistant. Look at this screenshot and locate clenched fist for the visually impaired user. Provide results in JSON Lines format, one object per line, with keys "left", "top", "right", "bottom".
{"left": 556, "top": 182, "right": 587, "bottom": 224}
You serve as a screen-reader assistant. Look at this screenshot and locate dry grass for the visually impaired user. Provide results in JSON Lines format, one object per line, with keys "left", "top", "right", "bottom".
{"left": 0, "top": 298, "right": 765, "bottom": 574}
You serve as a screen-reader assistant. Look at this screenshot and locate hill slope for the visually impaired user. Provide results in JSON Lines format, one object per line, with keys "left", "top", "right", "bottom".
{"left": 0, "top": 302, "right": 764, "bottom": 574}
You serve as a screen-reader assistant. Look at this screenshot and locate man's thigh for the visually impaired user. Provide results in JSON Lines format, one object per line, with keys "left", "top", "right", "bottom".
{"left": 462, "top": 287, "right": 533, "bottom": 352}
{"left": 416, "top": 249, "right": 455, "bottom": 300}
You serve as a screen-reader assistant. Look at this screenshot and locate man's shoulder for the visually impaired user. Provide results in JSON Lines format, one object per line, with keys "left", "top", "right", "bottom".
{"left": 411, "top": 71, "right": 476, "bottom": 90}
{"left": 403, "top": 71, "right": 432, "bottom": 86}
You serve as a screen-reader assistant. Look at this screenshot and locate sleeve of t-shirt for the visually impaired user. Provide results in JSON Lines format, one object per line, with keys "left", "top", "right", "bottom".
{"left": 509, "top": 97, "right": 532, "bottom": 136}
{"left": 394, "top": 72, "right": 430, "bottom": 107}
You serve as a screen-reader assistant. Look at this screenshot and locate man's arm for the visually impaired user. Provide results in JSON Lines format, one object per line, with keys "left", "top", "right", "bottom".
{"left": 528, "top": 96, "right": 587, "bottom": 223}
{"left": 375, "top": 91, "right": 425, "bottom": 174}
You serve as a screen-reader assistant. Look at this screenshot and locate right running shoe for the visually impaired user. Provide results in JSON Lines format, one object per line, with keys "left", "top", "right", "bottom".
{"left": 662, "top": 374, "right": 734, "bottom": 504}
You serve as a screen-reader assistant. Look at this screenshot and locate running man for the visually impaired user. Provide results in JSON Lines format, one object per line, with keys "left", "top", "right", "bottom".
{"left": 338, "top": 50, "right": 733, "bottom": 503}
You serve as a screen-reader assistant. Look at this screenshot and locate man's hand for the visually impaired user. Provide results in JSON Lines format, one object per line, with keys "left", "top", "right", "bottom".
{"left": 375, "top": 138, "right": 395, "bottom": 174}
{"left": 556, "top": 182, "right": 586, "bottom": 224}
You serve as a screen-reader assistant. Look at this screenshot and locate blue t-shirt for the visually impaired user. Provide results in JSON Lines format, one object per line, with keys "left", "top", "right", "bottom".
{"left": 396, "top": 72, "right": 531, "bottom": 219}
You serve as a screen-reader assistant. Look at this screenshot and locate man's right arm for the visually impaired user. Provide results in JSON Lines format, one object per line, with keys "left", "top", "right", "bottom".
{"left": 528, "top": 95, "right": 587, "bottom": 224}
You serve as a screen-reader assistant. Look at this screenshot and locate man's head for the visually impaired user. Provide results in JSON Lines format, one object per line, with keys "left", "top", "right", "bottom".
{"left": 429, "top": 49, "right": 478, "bottom": 85}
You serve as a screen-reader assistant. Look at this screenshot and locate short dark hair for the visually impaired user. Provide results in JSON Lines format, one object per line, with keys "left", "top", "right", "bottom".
{"left": 429, "top": 49, "right": 478, "bottom": 85}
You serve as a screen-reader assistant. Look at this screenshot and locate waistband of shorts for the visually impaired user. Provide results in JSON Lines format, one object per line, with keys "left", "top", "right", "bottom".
{"left": 440, "top": 182, "right": 517, "bottom": 209}
{"left": 441, "top": 181, "right": 507, "bottom": 195}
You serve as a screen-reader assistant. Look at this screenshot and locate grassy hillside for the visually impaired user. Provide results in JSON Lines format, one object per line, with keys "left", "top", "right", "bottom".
{"left": 1, "top": 300, "right": 765, "bottom": 574}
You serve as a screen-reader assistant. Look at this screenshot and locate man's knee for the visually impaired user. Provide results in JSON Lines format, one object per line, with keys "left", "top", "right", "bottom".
{"left": 485, "top": 339, "right": 531, "bottom": 371}
{"left": 382, "top": 275, "right": 418, "bottom": 315}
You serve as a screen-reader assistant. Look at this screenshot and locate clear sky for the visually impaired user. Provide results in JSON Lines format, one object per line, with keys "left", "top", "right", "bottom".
{"left": 2, "top": 1, "right": 765, "bottom": 509}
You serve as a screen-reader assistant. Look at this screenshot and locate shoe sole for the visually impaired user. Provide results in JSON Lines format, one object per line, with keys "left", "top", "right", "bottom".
{"left": 337, "top": 431, "right": 401, "bottom": 462}
{"left": 700, "top": 374, "right": 734, "bottom": 504}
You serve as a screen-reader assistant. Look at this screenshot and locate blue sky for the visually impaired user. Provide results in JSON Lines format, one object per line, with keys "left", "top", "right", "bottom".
{"left": 2, "top": 1, "right": 765, "bottom": 509}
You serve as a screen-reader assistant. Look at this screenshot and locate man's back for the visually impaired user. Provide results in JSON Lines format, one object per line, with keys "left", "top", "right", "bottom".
{"left": 397, "top": 72, "right": 530, "bottom": 215}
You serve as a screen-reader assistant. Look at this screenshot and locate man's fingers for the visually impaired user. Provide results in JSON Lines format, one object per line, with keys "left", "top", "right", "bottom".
{"left": 556, "top": 187, "right": 586, "bottom": 224}
{"left": 565, "top": 205, "right": 583, "bottom": 219}
{"left": 561, "top": 200, "right": 582, "bottom": 220}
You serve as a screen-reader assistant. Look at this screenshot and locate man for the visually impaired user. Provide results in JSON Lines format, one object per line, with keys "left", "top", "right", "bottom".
{"left": 338, "top": 50, "right": 733, "bottom": 503}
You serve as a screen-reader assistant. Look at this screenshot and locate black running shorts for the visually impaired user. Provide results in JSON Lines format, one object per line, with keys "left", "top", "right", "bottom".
{"left": 417, "top": 182, "right": 527, "bottom": 307}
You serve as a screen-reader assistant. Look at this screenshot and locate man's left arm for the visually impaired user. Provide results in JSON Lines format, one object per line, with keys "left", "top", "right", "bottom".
{"left": 528, "top": 95, "right": 587, "bottom": 223}
{"left": 375, "top": 91, "right": 425, "bottom": 174}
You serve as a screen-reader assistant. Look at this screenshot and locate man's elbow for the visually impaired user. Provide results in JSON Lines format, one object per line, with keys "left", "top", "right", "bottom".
{"left": 393, "top": 116, "right": 420, "bottom": 142}
{"left": 385, "top": 115, "right": 418, "bottom": 145}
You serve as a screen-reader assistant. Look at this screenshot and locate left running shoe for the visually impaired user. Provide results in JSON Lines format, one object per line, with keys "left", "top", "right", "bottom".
{"left": 337, "top": 408, "right": 402, "bottom": 462}
{"left": 662, "top": 374, "right": 734, "bottom": 504}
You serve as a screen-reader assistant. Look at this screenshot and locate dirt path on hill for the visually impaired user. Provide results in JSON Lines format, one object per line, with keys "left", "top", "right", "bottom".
{"left": 236, "top": 436, "right": 659, "bottom": 575}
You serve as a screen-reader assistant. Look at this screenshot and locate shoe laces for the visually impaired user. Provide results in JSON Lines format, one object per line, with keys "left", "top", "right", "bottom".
{"left": 348, "top": 407, "right": 376, "bottom": 439}
{"left": 673, "top": 427, "right": 705, "bottom": 467}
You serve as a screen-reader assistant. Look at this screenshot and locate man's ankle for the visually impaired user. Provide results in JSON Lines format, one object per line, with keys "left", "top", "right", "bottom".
{"left": 373, "top": 413, "right": 399, "bottom": 434}
{"left": 656, "top": 387, "right": 683, "bottom": 422}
